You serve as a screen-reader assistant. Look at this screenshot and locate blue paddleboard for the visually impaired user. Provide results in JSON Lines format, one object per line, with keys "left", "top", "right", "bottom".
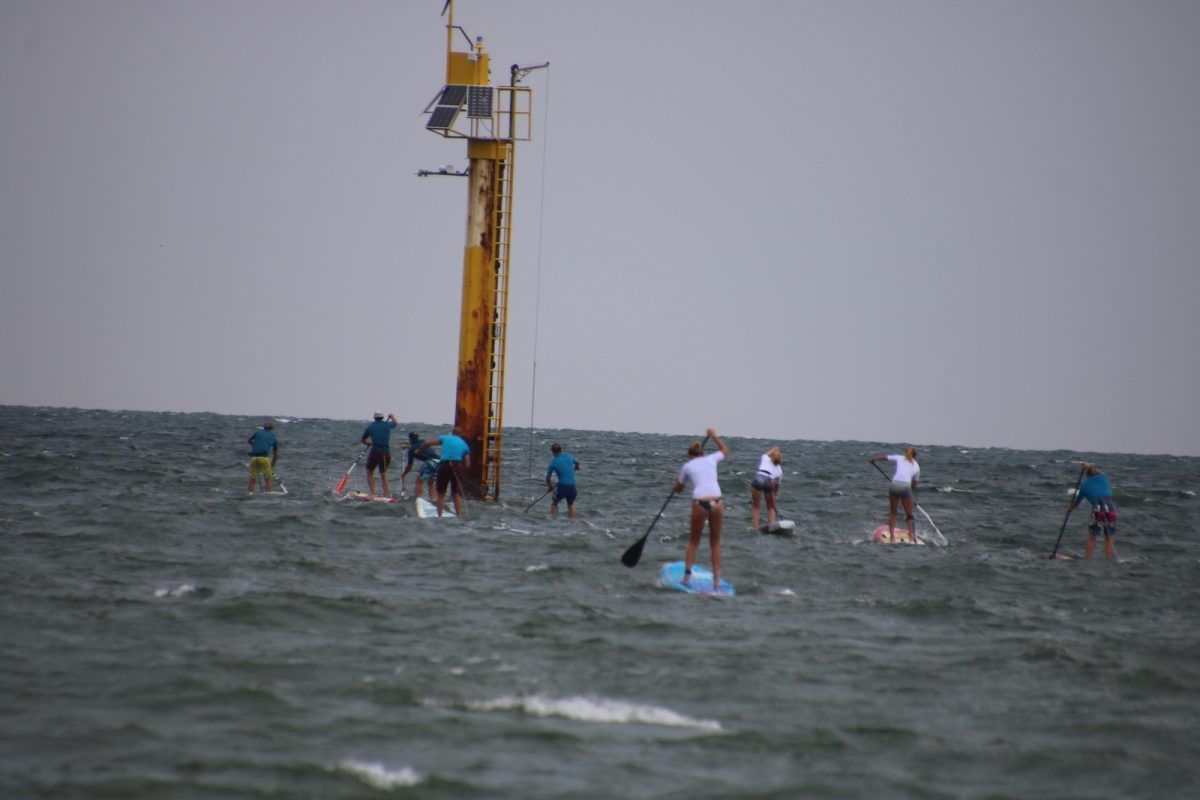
{"left": 659, "top": 561, "right": 735, "bottom": 596}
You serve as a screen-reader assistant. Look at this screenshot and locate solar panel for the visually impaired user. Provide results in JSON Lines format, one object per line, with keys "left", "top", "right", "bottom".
{"left": 440, "top": 84, "right": 468, "bottom": 106}
{"left": 467, "top": 86, "right": 493, "bottom": 119}
{"left": 426, "top": 105, "right": 460, "bottom": 130}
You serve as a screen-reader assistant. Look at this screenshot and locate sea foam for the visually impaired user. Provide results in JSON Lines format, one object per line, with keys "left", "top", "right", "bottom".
{"left": 469, "top": 694, "right": 722, "bottom": 732}
{"left": 336, "top": 759, "right": 421, "bottom": 789}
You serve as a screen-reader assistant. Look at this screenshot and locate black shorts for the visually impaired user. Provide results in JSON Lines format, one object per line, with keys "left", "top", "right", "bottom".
{"left": 367, "top": 449, "right": 390, "bottom": 473}
{"left": 436, "top": 460, "right": 462, "bottom": 494}
{"left": 554, "top": 484, "right": 578, "bottom": 506}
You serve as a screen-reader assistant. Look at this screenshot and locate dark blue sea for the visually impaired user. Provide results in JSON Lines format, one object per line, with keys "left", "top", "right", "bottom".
{"left": 2, "top": 405, "right": 1198, "bottom": 799}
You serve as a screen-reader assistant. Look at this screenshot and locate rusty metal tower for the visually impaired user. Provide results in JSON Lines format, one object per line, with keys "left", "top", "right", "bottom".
{"left": 422, "top": 1, "right": 538, "bottom": 500}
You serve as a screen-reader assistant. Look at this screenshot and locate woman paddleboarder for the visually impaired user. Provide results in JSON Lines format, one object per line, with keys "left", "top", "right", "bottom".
{"left": 869, "top": 448, "right": 920, "bottom": 544}
{"left": 674, "top": 428, "right": 730, "bottom": 587}
{"left": 750, "top": 446, "right": 784, "bottom": 531}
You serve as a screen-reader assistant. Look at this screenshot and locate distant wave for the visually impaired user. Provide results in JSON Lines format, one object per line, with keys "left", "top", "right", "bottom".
{"left": 336, "top": 759, "right": 421, "bottom": 789}
{"left": 468, "top": 694, "right": 722, "bottom": 732}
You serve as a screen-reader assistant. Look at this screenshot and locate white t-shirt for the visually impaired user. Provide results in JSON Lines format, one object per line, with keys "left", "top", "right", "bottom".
{"left": 887, "top": 454, "right": 920, "bottom": 485}
{"left": 756, "top": 454, "right": 783, "bottom": 483}
{"left": 678, "top": 451, "right": 725, "bottom": 499}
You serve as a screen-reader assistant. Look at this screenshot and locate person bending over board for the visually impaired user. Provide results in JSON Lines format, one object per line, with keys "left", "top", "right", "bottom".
{"left": 869, "top": 448, "right": 920, "bottom": 544}
{"left": 360, "top": 412, "right": 398, "bottom": 498}
{"left": 418, "top": 427, "right": 471, "bottom": 517}
{"left": 246, "top": 421, "right": 279, "bottom": 493}
{"left": 401, "top": 431, "right": 440, "bottom": 501}
{"left": 545, "top": 443, "right": 581, "bottom": 519}
{"left": 750, "top": 446, "right": 784, "bottom": 530}
{"left": 674, "top": 428, "right": 730, "bottom": 587}
{"left": 1068, "top": 461, "right": 1118, "bottom": 559}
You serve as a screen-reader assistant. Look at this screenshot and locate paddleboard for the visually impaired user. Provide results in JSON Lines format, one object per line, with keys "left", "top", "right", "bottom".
{"left": 347, "top": 492, "right": 398, "bottom": 504}
{"left": 759, "top": 519, "right": 796, "bottom": 535}
{"left": 872, "top": 525, "right": 923, "bottom": 545}
{"left": 416, "top": 496, "right": 456, "bottom": 519}
{"left": 659, "top": 561, "right": 735, "bottom": 596}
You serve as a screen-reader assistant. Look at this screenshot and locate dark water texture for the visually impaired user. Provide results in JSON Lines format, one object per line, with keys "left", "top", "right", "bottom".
{"left": 2, "top": 405, "right": 1199, "bottom": 799}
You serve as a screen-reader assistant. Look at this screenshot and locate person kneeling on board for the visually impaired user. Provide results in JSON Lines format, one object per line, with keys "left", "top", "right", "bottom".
{"left": 750, "top": 446, "right": 784, "bottom": 531}
{"left": 417, "top": 427, "right": 470, "bottom": 517}
{"left": 360, "top": 412, "right": 398, "bottom": 498}
{"left": 246, "top": 421, "right": 279, "bottom": 493}
{"left": 1068, "top": 461, "right": 1118, "bottom": 560}
{"left": 869, "top": 448, "right": 920, "bottom": 544}
{"left": 675, "top": 428, "right": 730, "bottom": 587}
{"left": 545, "top": 443, "right": 581, "bottom": 519}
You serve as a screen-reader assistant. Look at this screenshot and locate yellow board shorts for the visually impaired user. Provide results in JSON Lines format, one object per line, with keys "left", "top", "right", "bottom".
{"left": 249, "top": 456, "right": 273, "bottom": 479}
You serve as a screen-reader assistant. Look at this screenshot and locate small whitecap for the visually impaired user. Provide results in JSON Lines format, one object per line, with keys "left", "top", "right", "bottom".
{"left": 525, "top": 564, "right": 549, "bottom": 573}
{"left": 337, "top": 759, "right": 421, "bottom": 789}
{"left": 469, "top": 694, "right": 721, "bottom": 732}
{"left": 155, "top": 583, "right": 197, "bottom": 598}
{"left": 778, "top": 588, "right": 796, "bottom": 596}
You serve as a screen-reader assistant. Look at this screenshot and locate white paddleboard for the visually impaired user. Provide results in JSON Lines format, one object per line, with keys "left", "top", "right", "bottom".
{"left": 759, "top": 519, "right": 796, "bottom": 535}
{"left": 416, "top": 496, "right": 456, "bottom": 518}
{"left": 872, "top": 524, "right": 924, "bottom": 545}
{"left": 344, "top": 492, "right": 398, "bottom": 504}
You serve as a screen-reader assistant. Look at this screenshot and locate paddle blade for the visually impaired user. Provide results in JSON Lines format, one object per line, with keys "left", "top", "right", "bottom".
{"left": 333, "top": 475, "right": 349, "bottom": 494}
{"left": 621, "top": 534, "right": 648, "bottom": 568}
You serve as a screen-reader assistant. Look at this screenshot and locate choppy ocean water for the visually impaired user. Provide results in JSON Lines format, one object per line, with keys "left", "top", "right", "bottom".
{"left": 1, "top": 405, "right": 1198, "bottom": 799}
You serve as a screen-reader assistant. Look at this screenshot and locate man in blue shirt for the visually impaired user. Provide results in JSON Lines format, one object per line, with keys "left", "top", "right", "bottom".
{"left": 545, "top": 443, "right": 581, "bottom": 519}
{"left": 360, "top": 412, "right": 398, "bottom": 498}
{"left": 246, "top": 421, "right": 279, "bottom": 494}
{"left": 417, "top": 426, "right": 471, "bottom": 517}
{"left": 1067, "top": 461, "right": 1118, "bottom": 559}
{"left": 400, "top": 431, "right": 440, "bottom": 500}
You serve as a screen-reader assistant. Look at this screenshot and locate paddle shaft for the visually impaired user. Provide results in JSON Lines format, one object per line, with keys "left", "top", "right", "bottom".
{"left": 524, "top": 485, "right": 554, "bottom": 513}
{"left": 334, "top": 446, "right": 370, "bottom": 494}
{"left": 621, "top": 435, "right": 709, "bottom": 568}
{"left": 1050, "top": 464, "right": 1087, "bottom": 559}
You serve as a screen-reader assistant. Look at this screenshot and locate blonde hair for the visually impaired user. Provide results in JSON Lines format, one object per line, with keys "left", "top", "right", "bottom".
{"left": 905, "top": 447, "right": 918, "bottom": 461}
{"left": 768, "top": 446, "right": 782, "bottom": 465}
{"left": 688, "top": 441, "right": 704, "bottom": 457}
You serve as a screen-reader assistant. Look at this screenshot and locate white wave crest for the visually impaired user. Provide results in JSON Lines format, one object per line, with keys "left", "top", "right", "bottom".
{"left": 337, "top": 759, "right": 421, "bottom": 789}
{"left": 155, "top": 582, "right": 196, "bottom": 598}
{"left": 469, "top": 694, "right": 722, "bottom": 732}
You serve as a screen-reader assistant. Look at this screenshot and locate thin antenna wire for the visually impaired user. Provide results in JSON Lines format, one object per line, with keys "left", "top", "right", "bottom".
{"left": 527, "top": 67, "right": 551, "bottom": 478}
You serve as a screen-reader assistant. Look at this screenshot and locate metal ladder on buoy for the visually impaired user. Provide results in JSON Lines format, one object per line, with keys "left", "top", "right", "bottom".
{"left": 480, "top": 140, "right": 514, "bottom": 500}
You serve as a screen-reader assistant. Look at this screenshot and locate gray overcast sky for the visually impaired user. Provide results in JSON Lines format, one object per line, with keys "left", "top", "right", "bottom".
{"left": 2, "top": 1, "right": 1198, "bottom": 455}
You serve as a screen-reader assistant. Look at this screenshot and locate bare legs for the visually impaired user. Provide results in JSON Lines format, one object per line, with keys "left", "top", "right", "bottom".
{"left": 684, "top": 500, "right": 724, "bottom": 587}
{"left": 887, "top": 493, "right": 916, "bottom": 543}
{"left": 367, "top": 469, "right": 391, "bottom": 498}
{"left": 1085, "top": 531, "right": 1117, "bottom": 559}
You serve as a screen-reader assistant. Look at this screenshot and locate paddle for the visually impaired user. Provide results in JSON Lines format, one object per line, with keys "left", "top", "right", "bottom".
{"left": 870, "top": 458, "right": 941, "bottom": 543}
{"left": 621, "top": 435, "right": 708, "bottom": 568}
{"left": 333, "top": 446, "right": 369, "bottom": 494}
{"left": 268, "top": 470, "right": 288, "bottom": 495}
{"left": 1050, "top": 463, "right": 1087, "bottom": 560}
{"left": 524, "top": 485, "right": 554, "bottom": 513}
